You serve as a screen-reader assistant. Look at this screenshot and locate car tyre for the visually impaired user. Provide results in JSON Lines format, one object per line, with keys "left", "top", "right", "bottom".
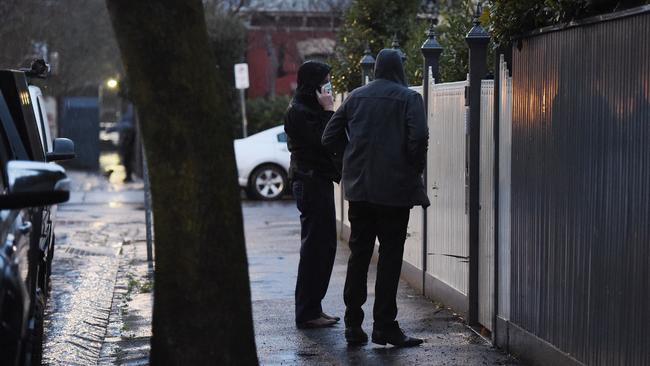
{"left": 45, "top": 235, "right": 54, "bottom": 294}
{"left": 0, "top": 289, "right": 24, "bottom": 366}
{"left": 25, "top": 289, "right": 45, "bottom": 366}
{"left": 246, "top": 164, "right": 288, "bottom": 201}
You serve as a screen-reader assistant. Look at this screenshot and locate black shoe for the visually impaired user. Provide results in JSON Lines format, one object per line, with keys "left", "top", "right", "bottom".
{"left": 320, "top": 312, "right": 341, "bottom": 322}
{"left": 371, "top": 328, "right": 423, "bottom": 347}
{"left": 296, "top": 317, "right": 337, "bottom": 329}
{"left": 345, "top": 326, "right": 368, "bottom": 345}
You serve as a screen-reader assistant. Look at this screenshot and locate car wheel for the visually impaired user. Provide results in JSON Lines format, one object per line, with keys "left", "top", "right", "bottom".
{"left": 45, "top": 235, "right": 54, "bottom": 294}
{"left": 24, "top": 289, "right": 44, "bottom": 366}
{"left": 247, "top": 164, "right": 287, "bottom": 201}
{"left": 0, "top": 289, "right": 24, "bottom": 366}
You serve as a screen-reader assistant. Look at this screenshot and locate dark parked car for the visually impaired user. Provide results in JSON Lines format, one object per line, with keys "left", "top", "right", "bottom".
{"left": 0, "top": 65, "right": 74, "bottom": 365}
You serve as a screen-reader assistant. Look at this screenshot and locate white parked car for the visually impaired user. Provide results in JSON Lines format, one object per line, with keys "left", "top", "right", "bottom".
{"left": 234, "top": 125, "right": 290, "bottom": 200}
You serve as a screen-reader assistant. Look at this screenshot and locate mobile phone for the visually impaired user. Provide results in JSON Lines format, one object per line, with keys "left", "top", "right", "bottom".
{"left": 321, "top": 82, "right": 333, "bottom": 94}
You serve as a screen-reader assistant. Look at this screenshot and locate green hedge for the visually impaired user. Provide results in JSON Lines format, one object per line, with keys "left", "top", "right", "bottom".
{"left": 233, "top": 96, "right": 292, "bottom": 138}
{"left": 488, "top": 0, "right": 650, "bottom": 46}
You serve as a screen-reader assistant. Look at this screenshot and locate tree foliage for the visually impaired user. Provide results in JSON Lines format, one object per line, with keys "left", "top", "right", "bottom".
{"left": 0, "top": 0, "right": 122, "bottom": 97}
{"left": 331, "top": 0, "right": 497, "bottom": 88}
{"left": 488, "top": 0, "right": 649, "bottom": 46}
{"left": 0, "top": 0, "right": 250, "bottom": 98}
{"left": 204, "top": 0, "right": 247, "bottom": 85}
{"left": 329, "top": 0, "right": 422, "bottom": 91}
{"left": 403, "top": 0, "right": 487, "bottom": 83}
{"left": 437, "top": 0, "right": 476, "bottom": 82}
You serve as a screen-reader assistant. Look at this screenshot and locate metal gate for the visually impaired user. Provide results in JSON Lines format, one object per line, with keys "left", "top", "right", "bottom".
{"left": 59, "top": 97, "right": 100, "bottom": 170}
{"left": 478, "top": 80, "right": 495, "bottom": 331}
{"left": 426, "top": 79, "right": 469, "bottom": 300}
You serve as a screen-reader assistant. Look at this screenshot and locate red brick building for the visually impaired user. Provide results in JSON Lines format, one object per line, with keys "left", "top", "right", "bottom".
{"left": 240, "top": 1, "right": 347, "bottom": 98}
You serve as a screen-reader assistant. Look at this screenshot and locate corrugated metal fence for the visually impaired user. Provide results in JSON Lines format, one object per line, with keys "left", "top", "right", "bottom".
{"left": 508, "top": 7, "right": 650, "bottom": 366}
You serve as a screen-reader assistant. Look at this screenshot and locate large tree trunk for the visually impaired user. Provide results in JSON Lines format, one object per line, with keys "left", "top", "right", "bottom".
{"left": 104, "top": 1, "right": 258, "bottom": 364}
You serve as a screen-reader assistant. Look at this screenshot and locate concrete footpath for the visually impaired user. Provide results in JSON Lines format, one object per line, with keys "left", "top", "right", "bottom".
{"left": 245, "top": 201, "right": 521, "bottom": 366}
{"left": 43, "top": 171, "right": 152, "bottom": 365}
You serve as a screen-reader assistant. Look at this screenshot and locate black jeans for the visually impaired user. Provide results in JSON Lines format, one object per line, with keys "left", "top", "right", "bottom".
{"left": 343, "top": 201, "right": 410, "bottom": 331}
{"left": 293, "top": 176, "right": 337, "bottom": 323}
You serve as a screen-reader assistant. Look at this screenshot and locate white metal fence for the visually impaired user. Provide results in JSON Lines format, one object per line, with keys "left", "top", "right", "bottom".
{"left": 404, "top": 86, "right": 425, "bottom": 271}
{"left": 426, "top": 79, "right": 469, "bottom": 296}
{"left": 478, "top": 80, "right": 495, "bottom": 331}
{"left": 497, "top": 56, "right": 512, "bottom": 322}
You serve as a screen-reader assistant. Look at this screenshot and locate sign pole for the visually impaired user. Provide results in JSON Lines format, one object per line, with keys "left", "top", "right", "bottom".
{"left": 240, "top": 88, "right": 248, "bottom": 138}
{"left": 234, "top": 62, "right": 250, "bottom": 138}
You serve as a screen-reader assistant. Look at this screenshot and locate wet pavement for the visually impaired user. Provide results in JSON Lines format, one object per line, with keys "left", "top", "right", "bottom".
{"left": 42, "top": 162, "right": 519, "bottom": 365}
{"left": 245, "top": 201, "right": 520, "bottom": 365}
{"left": 43, "top": 169, "right": 151, "bottom": 365}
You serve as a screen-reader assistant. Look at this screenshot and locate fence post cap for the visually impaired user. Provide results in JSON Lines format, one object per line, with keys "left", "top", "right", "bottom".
{"left": 391, "top": 34, "right": 407, "bottom": 63}
{"left": 360, "top": 46, "right": 376, "bottom": 66}
{"left": 465, "top": 2, "right": 490, "bottom": 44}
{"left": 421, "top": 23, "right": 443, "bottom": 56}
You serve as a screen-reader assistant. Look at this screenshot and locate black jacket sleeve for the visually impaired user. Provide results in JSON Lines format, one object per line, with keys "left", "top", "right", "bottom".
{"left": 285, "top": 106, "right": 334, "bottom": 148}
{"left": 405, "top": 92, "right": 429, "bottom": 173}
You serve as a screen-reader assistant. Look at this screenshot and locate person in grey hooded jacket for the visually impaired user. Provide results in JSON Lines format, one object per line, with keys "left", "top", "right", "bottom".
{"left": 322, "top": 49, "right": 429, "bottom": 347}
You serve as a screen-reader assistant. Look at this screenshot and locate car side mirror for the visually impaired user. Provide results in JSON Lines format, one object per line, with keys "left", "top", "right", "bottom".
{"left": 0, "top": 160, "right": 70, "bottom": 209}
{"left": 46, "top": 138, "right": 76, "bottom": 162}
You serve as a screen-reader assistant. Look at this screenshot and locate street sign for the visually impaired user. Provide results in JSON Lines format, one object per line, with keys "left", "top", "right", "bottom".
{"left": 234, "top": 63, "right": 249, "bottom": 90}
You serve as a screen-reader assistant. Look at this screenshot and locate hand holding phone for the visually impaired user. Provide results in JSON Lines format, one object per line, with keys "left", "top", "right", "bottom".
{"left": 316, "top": 85, "right": 335, "bottom": 112}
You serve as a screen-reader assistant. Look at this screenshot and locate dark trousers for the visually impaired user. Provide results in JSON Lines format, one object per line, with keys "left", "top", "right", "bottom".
{"left": 293, "top": 177, "right": 337, "bottom": 323}
{"left": 344, "top": 201, "right": 410, "bottom": 331}
{"left": 119, "top": 129, "right": 135, "bottom": 179}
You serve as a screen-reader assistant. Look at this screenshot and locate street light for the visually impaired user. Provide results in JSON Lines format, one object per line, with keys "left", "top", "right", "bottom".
{"left": 106, "top": 78, "right": 119, "bottom": 89}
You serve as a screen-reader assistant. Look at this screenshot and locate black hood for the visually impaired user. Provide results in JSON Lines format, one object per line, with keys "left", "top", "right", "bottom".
{"left": 294, "top": 61, "right": 331, "bottom": 110}
{"left": 374, "top": 49, "right": 407, "bottom": 86}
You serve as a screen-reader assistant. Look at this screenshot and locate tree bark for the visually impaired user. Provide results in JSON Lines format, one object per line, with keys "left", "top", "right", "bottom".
{"left": 104, "top": 1, "right": 258, "bottom": 364}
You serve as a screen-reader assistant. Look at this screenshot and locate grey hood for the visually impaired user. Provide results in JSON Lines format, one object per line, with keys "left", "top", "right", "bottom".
{"left": 374, "top": 49, "right": 407, "bottom": 86}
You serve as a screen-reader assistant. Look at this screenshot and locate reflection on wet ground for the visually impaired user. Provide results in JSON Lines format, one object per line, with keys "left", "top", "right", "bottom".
{"left": 43, "top": 169, "right": 147, "bottom": 365}
{"left": 244, "top": 201, "right": 520, "bottom": 365}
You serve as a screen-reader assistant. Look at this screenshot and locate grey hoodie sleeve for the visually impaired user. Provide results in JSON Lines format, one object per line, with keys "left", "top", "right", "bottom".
{"left": 406, "top": 92, "right": 429, "bottom": 173}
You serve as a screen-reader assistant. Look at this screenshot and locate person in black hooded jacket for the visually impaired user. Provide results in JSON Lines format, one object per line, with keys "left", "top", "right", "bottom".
{"left": 284, "top": 61, "right": 341, "bottom": 329}
{"left": 322, "top": 49, "right": 429, "bottom": 347}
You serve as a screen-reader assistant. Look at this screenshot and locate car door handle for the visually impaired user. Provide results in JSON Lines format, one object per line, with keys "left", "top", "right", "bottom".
{"left": 18, "top": 221, "right": 32, "bottom": 234}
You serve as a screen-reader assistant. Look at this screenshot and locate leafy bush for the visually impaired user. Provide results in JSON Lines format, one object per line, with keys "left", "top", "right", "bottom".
{"left": 329, "top": 0, "right": 422, "bottom": 92}
{"left": 403, "top": 0, "right": 493, "bottom": 83}
{"left": 331, "top": 0, "right": 495, "bottom": 88}
{"left": 233, "top": 96, "right": 292, "bottom": 138}
{"left": 488, "top": 0, "right": 649, "bottom": 46}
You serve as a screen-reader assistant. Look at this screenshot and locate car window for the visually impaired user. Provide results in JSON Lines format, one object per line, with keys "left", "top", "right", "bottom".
{"left": 0, "top": 89, "right": 28, "bottom": 161}
{"left": 36, "top": 96, "right": 51, "bottom": 152}
{"left": 0, "top": 71, "right": 46, "bottom": 162}
{"left": 277, "top": 132, "right": 287, "bottom": 143}
{"left": 0, "top": 119, "right": 11, "bottom": 193}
